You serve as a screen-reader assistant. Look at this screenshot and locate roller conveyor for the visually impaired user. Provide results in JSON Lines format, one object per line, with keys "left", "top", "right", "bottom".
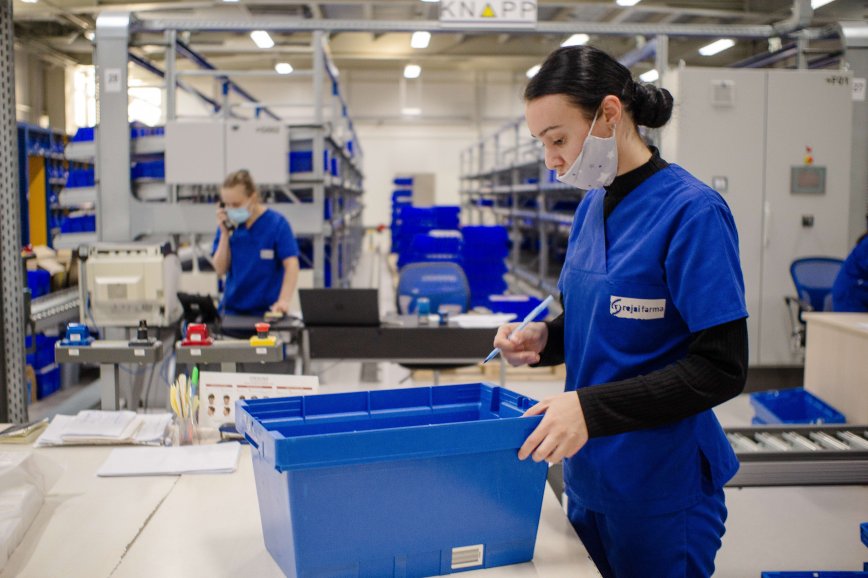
{"left": 725, "top": 425, "right": 868, "bottom": 486}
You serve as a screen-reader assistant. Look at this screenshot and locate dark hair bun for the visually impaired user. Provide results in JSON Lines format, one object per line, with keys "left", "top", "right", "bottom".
{"left": 630, "top": 82, "right": 674, "bottom": 129}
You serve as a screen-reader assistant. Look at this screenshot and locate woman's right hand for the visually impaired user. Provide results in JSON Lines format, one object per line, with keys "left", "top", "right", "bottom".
{"left": 493, "top": 321, "right": 548, "bottom": 367}
{"left": 216, "top": 204, "right": 229, "bottom": 234}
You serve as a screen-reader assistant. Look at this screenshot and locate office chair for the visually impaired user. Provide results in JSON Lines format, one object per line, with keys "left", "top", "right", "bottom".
{"left": 784, "top": 257, "right": 844, "bottom": 357}
{"left": 395, "top": 262, "right": 472, "bottom": 385}
{"left": 396, "top": 261, "right": 471, "bottom": 315}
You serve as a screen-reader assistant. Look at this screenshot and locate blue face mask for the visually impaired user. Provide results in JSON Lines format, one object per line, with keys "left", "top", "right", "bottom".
{"left": 226, "top": 205, "right": 251, "bottom": 226}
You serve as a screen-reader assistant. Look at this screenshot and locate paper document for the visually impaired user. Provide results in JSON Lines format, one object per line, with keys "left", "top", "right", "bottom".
{"left": 450, "top": 313, "right": 517, "bottom": 328}
{"left": 96, "top": 442, "right": 242, "bottom": 477}
{"left": 35, "top": 412, "right": 173, "bottom": 447}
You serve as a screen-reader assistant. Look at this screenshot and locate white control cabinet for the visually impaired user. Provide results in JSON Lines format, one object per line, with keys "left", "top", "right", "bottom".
{"left": 662, "top": 68, "right": 853, "bottom": 366}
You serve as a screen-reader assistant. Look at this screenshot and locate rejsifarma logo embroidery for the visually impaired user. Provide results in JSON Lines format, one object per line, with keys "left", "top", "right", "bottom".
{"left": 610, "top": 296, "right": 666, "bottom": 320}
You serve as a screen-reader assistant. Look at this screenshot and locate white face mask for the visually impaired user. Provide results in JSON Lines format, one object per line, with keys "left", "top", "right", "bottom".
{"left": 556, "top": 110, "right": 618, "bottom": 191}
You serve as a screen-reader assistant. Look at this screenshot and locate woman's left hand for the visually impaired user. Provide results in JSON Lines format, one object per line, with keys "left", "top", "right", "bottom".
{"left": 270, "top": 300, "right": 291, "bottom": 314}
{"left": 518, "top": 392, "right": 589, "bottom": 464}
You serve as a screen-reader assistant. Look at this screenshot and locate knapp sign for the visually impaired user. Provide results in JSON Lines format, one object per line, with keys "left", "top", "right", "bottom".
{"left": 440, "top": 0, "right": 538, "bottom": 28}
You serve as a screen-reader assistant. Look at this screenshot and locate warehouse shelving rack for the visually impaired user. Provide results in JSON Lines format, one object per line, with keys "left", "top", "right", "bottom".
{"left": 17, "top": 123, "right": 69, "bottom": 248}
{"left": 91, "top": 13, "right": 364, "bottom": 288}
{"left": 459, "top": 119, "right": 582, "bottom": 299}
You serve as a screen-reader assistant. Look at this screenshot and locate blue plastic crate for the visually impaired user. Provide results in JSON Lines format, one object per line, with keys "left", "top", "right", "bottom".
{"left": 750, "top": 389, "right": 846, "bottom": 425}
{"left": 236, "top": 383, "right": 548, "bottom": 578}
{"left": 25, "top": 334, "right": 58, "bottom": 370}
{"left": 26, "top": 270, "right": 51, "bottom": 299}
{"left": 861, "top": 523, "right": 867, "bottom": 548}
{"left": 761, "top": 570, "right": 868, "bottom": 578}
{"left": 35, "top": 364, "right": 61, "bottom": 399}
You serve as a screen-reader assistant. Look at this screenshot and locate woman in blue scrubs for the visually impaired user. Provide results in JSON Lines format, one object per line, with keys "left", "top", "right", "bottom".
{"left": 494, "top": 46, "right": 748, "bottom": 577}
{"left": 213, "top": 169, "right": 300, "bottom": 317}
{"left": 832, "top": 232, "right": 868, "bottom": 312}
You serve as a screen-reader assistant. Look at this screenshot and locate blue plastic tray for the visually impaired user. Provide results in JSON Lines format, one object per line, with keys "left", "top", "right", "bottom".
{"left": 750, "top": 388, "right": 846, "bottom": 425}
{"left": 237, "top": 383, "right": 547, "bottom": 578}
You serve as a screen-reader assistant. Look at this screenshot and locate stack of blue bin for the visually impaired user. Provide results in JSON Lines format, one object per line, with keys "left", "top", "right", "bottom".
{"left": 462, "top": 225, "right": 509, "bottom": 307}
{"left": 398, "top": 230, "right": 464, "bottom": 269}
{"left": 389, "top": 178, "right": 414, "bottom": 253}
{"left": 393, "top": 206, "right": 460, "bottom": 265}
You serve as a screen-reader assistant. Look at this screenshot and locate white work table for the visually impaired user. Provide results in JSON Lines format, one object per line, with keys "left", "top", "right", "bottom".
{"left": 803, "top": 312, "right": 868, "bottom": 423}
{"left": 0, "top": 444, "right": 598, "bottom": 578}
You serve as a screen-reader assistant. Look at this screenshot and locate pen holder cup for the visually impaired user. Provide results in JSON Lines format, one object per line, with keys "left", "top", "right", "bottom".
{"left": 176, "top": 415, "right": 196, "bottom": 446}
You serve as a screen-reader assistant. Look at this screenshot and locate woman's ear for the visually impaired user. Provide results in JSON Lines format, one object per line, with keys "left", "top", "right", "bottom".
{"left": 600, "top": 94, "right": 622, "bottom": 128}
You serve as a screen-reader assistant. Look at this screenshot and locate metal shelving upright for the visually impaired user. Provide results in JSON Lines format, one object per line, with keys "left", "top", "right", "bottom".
{"left": 460, "top": 119, "right": 580, "bottom": 299}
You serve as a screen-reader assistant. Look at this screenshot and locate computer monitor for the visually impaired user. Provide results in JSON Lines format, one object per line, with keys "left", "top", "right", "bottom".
{"left": 177, "top": 292, "right": 220, "bottom": 325}
{"left": 299, "top": 288, "right": 380, "bottom": 327}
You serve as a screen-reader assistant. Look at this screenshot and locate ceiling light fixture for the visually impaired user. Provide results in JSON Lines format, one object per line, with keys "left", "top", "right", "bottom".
{"left": 404, "top": 64, "right": 422, "bottom": 79}
{"left": 526, "top": 64, "right": 541, "bottom": 78}
{"left": 561, "top": 34, "right": 589, "bottom": 47}
{"left": 616, "top": 0, "right": 641, "bottom": 6}
{"left": 275, "top": 62, "right": 293, "bottom": 75}
{"left": 411, "top": 31, "right": 431, "bottom": 49}
{"left": 811, "top": 0, "right": 837, "bottom": 8}
{"left": 639, "top": 69, "right": 659, "bottom": 83}
{"left": 250, "top": 30, "right": 275, "bottom": 49}
{"left": 699, "top": 38, "right": 735, "bottom": 56}
{"left": 401, "top": 107, "right": 422, "bottom": 115}
{"left": 21, "top": 0, "right": 39, "bottom": 3}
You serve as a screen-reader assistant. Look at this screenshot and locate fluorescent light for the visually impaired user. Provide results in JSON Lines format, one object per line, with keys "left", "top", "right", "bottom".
{"left": 811, "top": 0, "right": 837, "bottom": 8}
{"left": 420, "top": 0, "right": 440, "bottom": 3}
{"left": 561, "top": 34, "right": 589, "bottom": 47}
{"left": 401, "top": 107, "right": 422, "bottom": 116}
{"left": 699, "top": 38, "right": 735, "bottom": 56}
{"left": 616, "top": 0, "right": 641, "bottom": 6}
{"left": 21, "top": 0, "right": 39, "bottom": 3}
{"left": 411, "top": 31, "right": 431, "bottom": 49}
{"left": 250, "top": 30, "right": 274, "bottom": 49}
{"left": 222, "top": 0, "right": 239, "bottom": 3}
{"left": 404, "top": 64, "right": 421, "bottom": 79}
{"left": 526, "top": 64, "right": 541, "bottom": 78}
{"left": 639, "top": 69, "right": 659, "bottom": 82}
{"left": 275, "top": 62, "right": 293, "bottom": 75}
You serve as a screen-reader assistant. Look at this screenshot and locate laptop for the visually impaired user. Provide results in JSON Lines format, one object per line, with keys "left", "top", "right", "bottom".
{"left": 299, "top": 288, "right": 381, "bottom": 327}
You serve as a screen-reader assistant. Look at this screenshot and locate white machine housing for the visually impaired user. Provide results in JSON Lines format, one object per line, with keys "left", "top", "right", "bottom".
{"left": 79, "top": 244, "right": 182, "bottom": 327}
{"left": 662, "top": 67, "right": 854, "bottom": 366}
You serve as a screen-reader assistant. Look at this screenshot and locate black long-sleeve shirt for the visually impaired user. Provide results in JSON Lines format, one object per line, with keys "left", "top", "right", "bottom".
{"left": 536, "top": 148, "right": 748, "bottom": 438}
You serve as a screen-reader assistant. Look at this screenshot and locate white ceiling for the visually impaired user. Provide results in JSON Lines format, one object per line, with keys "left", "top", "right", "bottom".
{"left": 12, "top": 0, "right": 868, "bottom": 75}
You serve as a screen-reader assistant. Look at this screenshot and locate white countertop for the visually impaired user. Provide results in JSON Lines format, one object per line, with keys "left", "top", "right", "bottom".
{"left": 803, "top": 312, "right": 868, "bottom": 337}
{"left": 0, "top": 443, "right": 598, "bottom": 578}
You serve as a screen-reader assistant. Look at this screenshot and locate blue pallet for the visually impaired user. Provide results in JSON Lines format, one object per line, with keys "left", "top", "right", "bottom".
{"left": 750, "top": 389, "right": 846, "bottom": 425}
{"left": 761, "top": 570, "right": 868, "bottom": 578}
{"left": 236, "top": 383, "right": 548, "bottom": 578}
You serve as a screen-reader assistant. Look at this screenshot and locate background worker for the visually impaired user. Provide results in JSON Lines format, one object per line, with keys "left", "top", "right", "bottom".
{"left": 213, "top": 169, "right": 300, "bottom": 318}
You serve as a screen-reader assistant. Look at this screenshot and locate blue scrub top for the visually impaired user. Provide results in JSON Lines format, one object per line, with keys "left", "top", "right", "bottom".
{"left": 212, "top": 208, "right": 299, "bottom": 316}
{"left": 832, "top": 235, "right": 868, "bottom": 312}
{"left": 559, "top": 164, "right": 748, "bottom": 516}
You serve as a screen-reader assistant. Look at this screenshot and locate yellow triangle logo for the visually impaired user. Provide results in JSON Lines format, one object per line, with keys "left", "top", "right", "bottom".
{"left": 481, "top": 3, "right": 496, "bottom": 18}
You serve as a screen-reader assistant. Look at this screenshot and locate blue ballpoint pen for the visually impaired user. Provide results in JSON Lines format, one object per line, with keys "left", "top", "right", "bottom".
{"left": 482, "top": 295, "right": 555, "bottom": 364}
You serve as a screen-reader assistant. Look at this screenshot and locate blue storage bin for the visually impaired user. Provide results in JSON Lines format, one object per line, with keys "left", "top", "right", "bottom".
{"left": 25, "top": 334, "right": 58, "bottom": 369}
{"left": 36, "top": 364, "right": 61, "bottom": 399}
{"left": 288, "top": 151, "right": 313, "bottom": 173}
{"left": 27, "top": 270, "right": 51, "bottom": 299}
{"left": 72, "top": 127, "right": 95, "bottom": 142}
{"left": 394, "top": 177, "right": 413, "bottom": 187}
{"left": 750, "top": 389, "right": 846, "bottom": 425}
{"left": 236, "top": 383, "right": 548, "bottom": 578}
{"left": 761, "top": 570, "right": 868, "bottom": 578}
{"left": 861, "top": 522, "right": 867, "bottom": 548}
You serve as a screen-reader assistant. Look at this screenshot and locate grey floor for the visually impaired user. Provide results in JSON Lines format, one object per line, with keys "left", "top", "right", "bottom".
{"left": 31, "top": 237, "right": 868, "bottom": 576}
